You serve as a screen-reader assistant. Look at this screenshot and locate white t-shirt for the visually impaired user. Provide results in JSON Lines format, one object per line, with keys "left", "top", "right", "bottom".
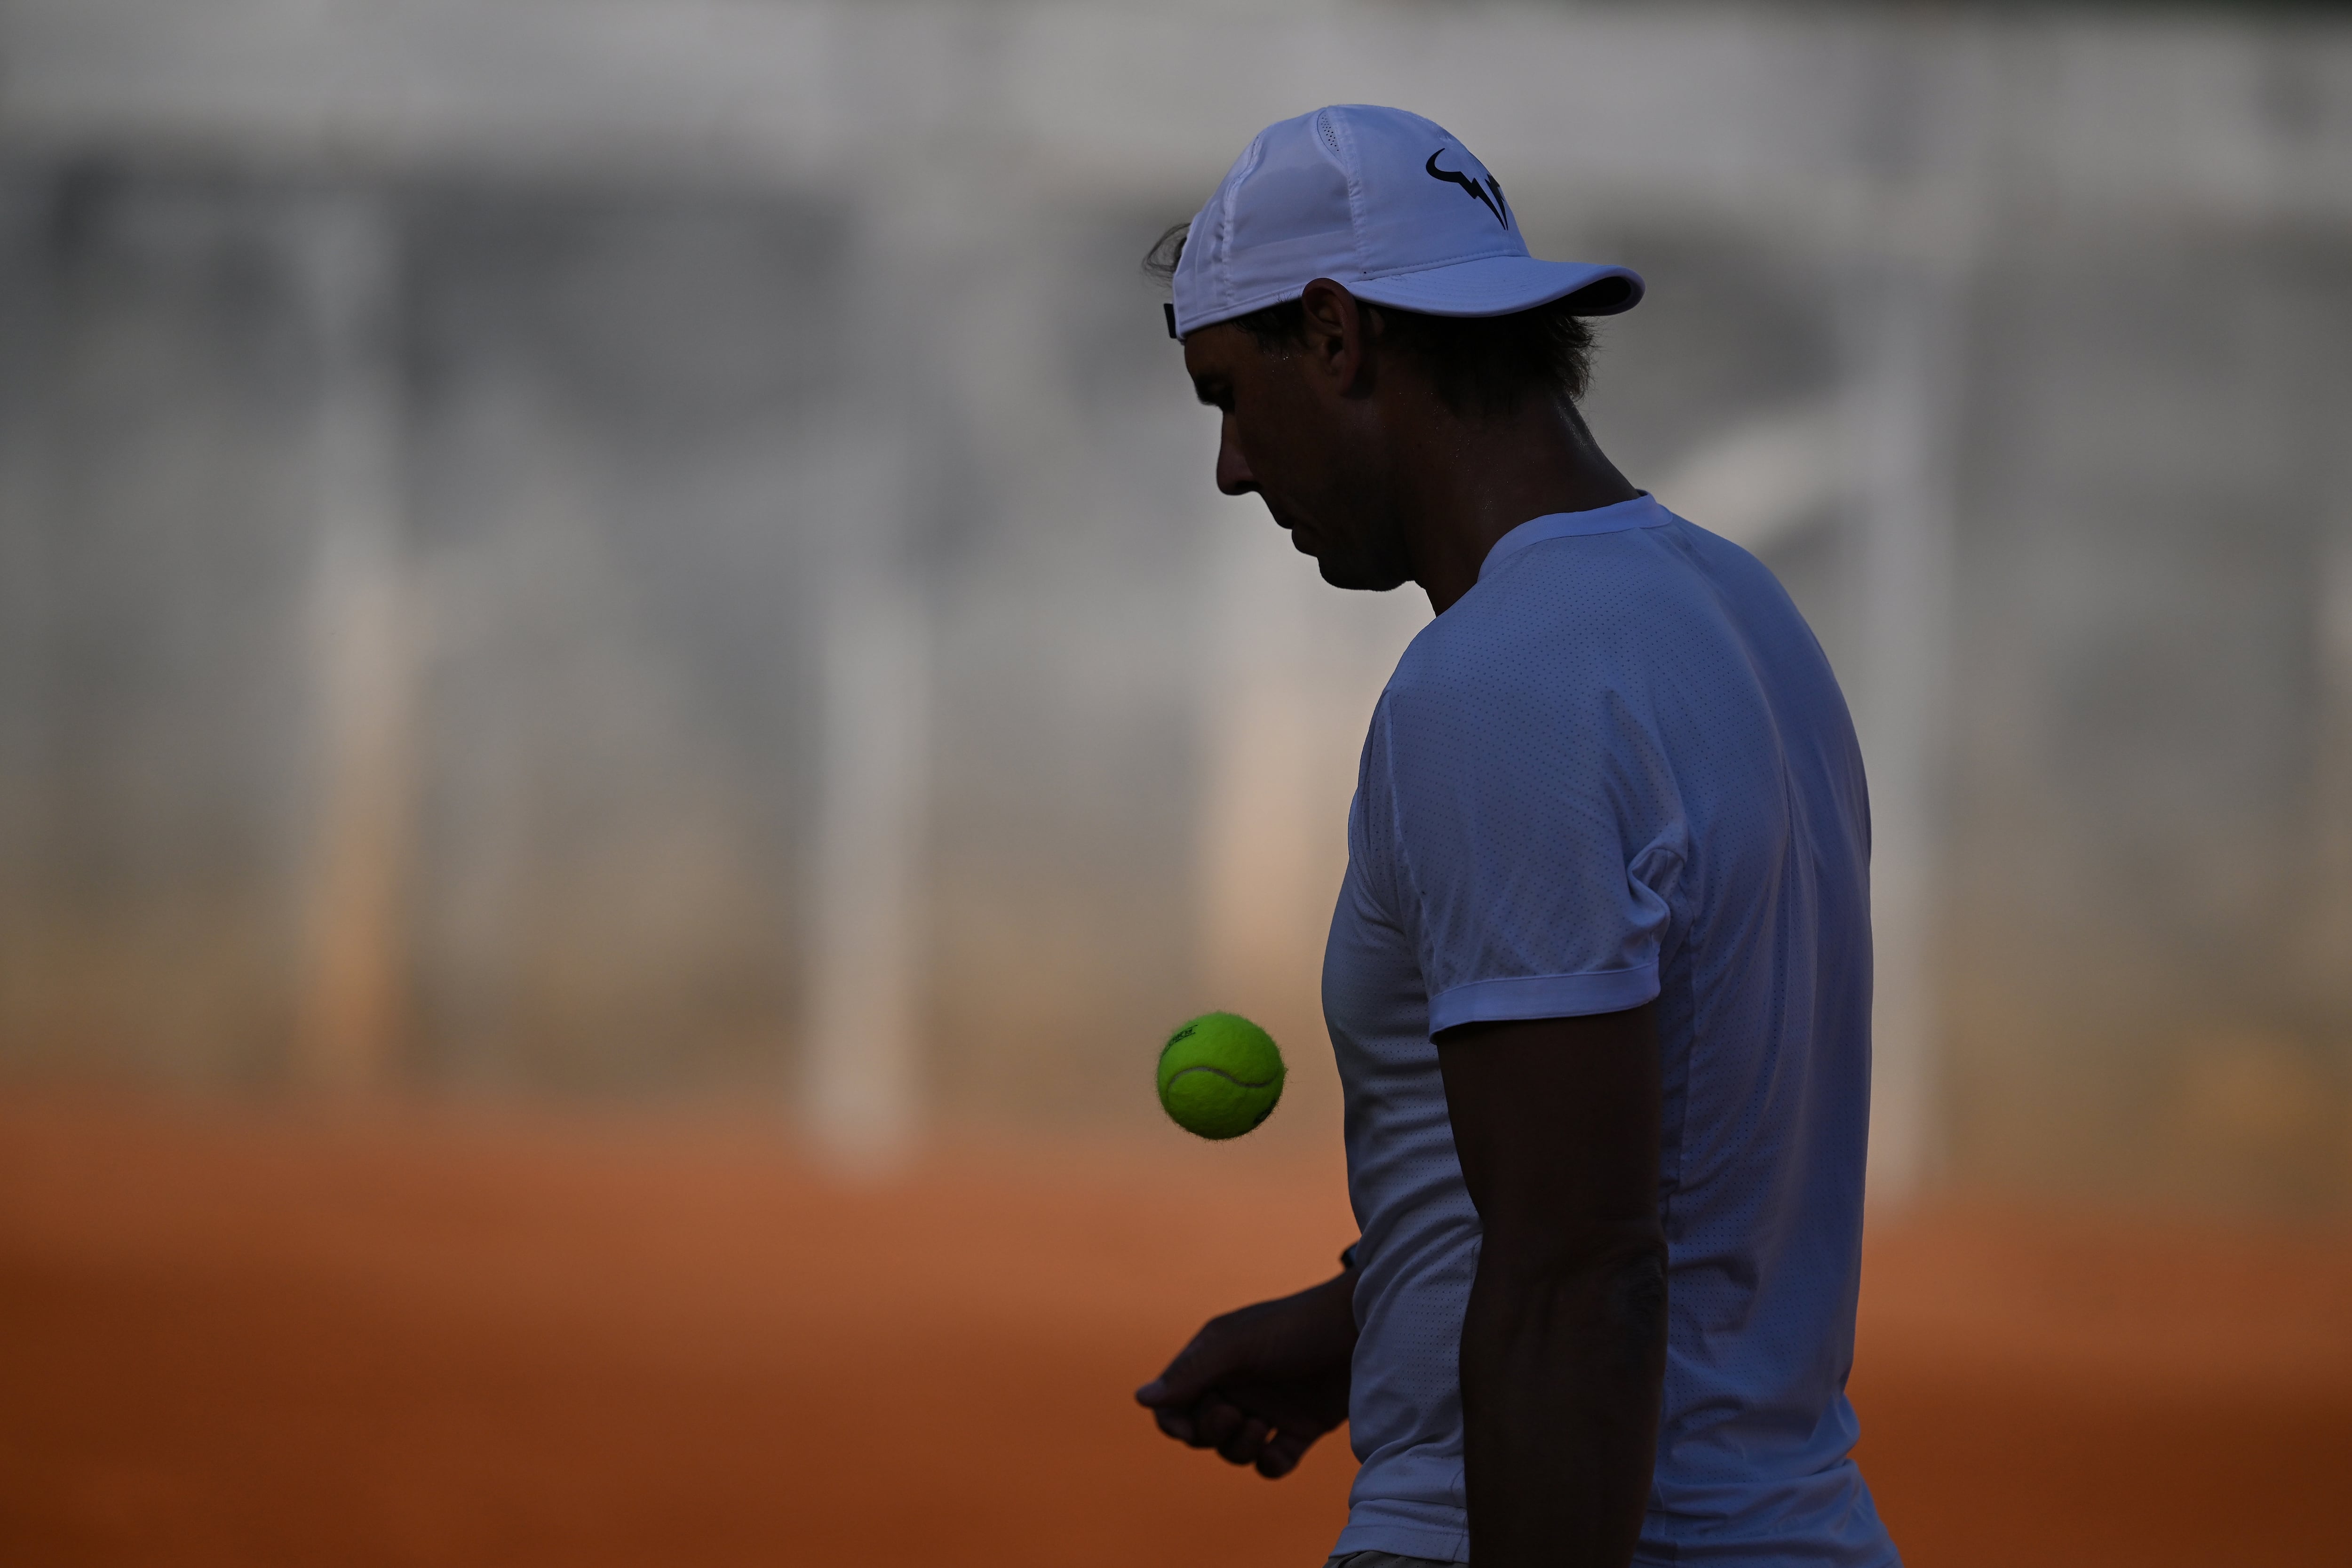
{"left": 1323, "top": 495, "right": 1899, "bottom": 1566}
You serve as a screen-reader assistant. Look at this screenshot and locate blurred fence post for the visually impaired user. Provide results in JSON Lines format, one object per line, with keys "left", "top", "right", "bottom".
{"left": 1837, "top": 25, "right": 1994, "bottom": 1209}
{"left": 2315, "top": 457, "right": 2352, "bottom": 1035}
{"left": 1846, "top": 264, "right": 1964, "bottom": 1209}
{"left": 1195, "top": 512, "right": 1330, "bottom": 1057}
{"left": 292, "top": 189, "right": 416, "bottom": 1096}
{"left": 796, "top": 156, "right": 940, "bottom": 1169}
{"left": 0, "top": 178, "right": 47, "bottom": 1054}
{"left": 804, "top": 549, "right": 929, "bottom": 1169}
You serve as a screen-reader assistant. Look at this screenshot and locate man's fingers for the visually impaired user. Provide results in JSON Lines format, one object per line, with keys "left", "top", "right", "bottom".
{"left": 1189, "top": 1398, "right": 1246, "bottom": 1452}
{"left": 1217, "top": 1415, "right": 1272, "bottom": 1466}
{"left": 1147, "top": 1382, "right": 1261, "bottom": 1454}
{"left": 1255, "top": 1427, "right": 1315, "bottom": 1479}
{"left": 1144, "top": 1380, "right": 1319, "bottom": 1476}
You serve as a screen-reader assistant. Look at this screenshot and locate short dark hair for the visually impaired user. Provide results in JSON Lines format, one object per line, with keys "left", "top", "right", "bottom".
{"left": 1143, "top": 220, "right": 1601, "bottom": 418}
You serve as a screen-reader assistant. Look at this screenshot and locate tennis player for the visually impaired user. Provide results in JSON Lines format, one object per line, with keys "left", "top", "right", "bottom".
{"left": 1134, "top": 106, "right": 1900, "bottom": 1568}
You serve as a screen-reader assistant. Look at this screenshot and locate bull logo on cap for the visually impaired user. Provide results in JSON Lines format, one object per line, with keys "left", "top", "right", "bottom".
{"left": 1425, "top": 151, "right": 1511, "bottom": 230}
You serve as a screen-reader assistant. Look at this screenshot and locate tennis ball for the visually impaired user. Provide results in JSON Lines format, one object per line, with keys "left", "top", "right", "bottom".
{"left": 1156, "top": 1011, "right": 1285, "bottom": 1140}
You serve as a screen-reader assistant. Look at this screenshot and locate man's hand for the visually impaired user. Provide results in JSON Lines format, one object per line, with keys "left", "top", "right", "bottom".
{"left": 1134, "top": 1267, "right": 1357, "bottom": 1478}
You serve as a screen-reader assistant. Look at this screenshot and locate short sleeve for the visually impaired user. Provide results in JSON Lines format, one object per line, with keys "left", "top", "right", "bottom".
{"left": 1363, "top": 676, "right": 1688, "bottom": 1034}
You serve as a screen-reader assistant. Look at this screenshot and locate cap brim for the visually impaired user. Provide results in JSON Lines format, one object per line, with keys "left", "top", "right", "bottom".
{"left": 1348, "top": 257, "right": 1643, "bottom": 318}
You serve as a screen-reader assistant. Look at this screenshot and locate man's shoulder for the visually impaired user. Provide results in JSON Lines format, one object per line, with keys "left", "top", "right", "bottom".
{"left": 1388, "top": 523, "right": 1721, "bottom": 704}
{"left": 1376, "top": 516, "right": 1850, "bottom": 795}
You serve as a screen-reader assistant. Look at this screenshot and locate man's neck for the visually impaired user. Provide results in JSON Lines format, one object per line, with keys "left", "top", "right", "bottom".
{"left": 1391, "top": 398, "right": 1639, "bottom": 614}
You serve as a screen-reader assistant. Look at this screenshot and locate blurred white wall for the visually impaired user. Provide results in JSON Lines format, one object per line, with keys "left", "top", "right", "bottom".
{"left": 0, "top": 0, "right": 2348, "bottom": 1209}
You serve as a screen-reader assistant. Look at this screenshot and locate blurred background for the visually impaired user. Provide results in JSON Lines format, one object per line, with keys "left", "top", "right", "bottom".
{"left": 1, "top": 1, "right": 2348, "bottom": 1565}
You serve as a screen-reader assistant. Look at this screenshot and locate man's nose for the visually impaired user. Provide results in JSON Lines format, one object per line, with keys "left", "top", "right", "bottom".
{"left": 1216, "top": 425, "right": 1257, "bottom": 497}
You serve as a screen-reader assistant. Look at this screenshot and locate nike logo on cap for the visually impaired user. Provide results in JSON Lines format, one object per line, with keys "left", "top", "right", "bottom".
{"left": 1425, "top": 151, "right": 1510, "bottom": 229}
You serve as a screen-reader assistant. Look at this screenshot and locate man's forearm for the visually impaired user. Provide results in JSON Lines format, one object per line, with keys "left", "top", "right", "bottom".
{"left": 1459, "top": 1237, "right": 1667, "bottom": 1568}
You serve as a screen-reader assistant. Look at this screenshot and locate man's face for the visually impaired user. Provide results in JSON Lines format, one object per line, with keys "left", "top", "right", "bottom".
{"left": 1182, "top": 320, "right": 1412, "bottom": 592}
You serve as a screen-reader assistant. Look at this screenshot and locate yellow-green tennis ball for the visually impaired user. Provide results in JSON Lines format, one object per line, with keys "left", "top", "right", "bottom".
{"left": 1157, "top": 1012, "right": 1285, "bottom": 1140}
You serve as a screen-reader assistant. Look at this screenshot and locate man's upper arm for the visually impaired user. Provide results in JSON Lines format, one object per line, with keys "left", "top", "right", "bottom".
{"left": 1435, "top": 1004, "right": 1663, "bottom": 1271}
{"left": 1367, "top": 673, "right": 1684, "bottom": 1043}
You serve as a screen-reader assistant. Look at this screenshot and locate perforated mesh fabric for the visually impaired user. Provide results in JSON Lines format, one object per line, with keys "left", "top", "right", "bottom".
{"left": 1317, "top": 108, "right": 1345, "bottom": 159}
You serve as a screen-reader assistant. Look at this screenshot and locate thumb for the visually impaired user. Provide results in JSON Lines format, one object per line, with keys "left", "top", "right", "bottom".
{"left": 1137, "top": 1326, "right": 1230, "bottom": 1408}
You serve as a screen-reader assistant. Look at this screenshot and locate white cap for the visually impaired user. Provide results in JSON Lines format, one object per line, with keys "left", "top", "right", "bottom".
{"left": 1170, "top": 105, "right": 1643, "bottom": 339}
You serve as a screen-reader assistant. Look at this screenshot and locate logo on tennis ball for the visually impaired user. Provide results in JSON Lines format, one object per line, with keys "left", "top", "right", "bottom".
{"left": 1156, "top": 1011, "right": 1285, "bottom": 1139}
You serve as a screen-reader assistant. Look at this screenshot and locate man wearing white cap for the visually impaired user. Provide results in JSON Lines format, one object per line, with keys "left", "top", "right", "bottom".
{"left": 1135, "top": 107, "right": 1899, "bottom": 1568}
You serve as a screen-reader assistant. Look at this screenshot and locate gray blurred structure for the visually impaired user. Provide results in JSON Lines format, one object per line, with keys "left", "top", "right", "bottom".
{"left": 0, "top": 0, "right": 2348, "bottom": 1208}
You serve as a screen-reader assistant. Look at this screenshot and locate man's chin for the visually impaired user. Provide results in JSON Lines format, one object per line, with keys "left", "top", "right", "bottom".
{"left": 1313, "top": 552, "right": 1413, "bottom": 593}
{"left": 1283, "top": 517, "right": 1412, "bottom": 592}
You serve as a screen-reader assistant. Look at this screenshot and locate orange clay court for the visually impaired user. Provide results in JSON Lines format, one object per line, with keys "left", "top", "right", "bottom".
{"left": 2, "top": 1096, "right": 2347, "bottom": 1567}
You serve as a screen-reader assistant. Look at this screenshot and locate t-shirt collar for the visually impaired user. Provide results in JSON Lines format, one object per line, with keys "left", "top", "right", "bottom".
{"left": 1477, "top": 493, "right": 1670, "bottom": 582}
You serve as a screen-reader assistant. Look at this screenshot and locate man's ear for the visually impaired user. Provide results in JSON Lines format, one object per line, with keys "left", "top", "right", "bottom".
{"left": 1297, "top": 278, "right": 1373, "bottom": 397}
